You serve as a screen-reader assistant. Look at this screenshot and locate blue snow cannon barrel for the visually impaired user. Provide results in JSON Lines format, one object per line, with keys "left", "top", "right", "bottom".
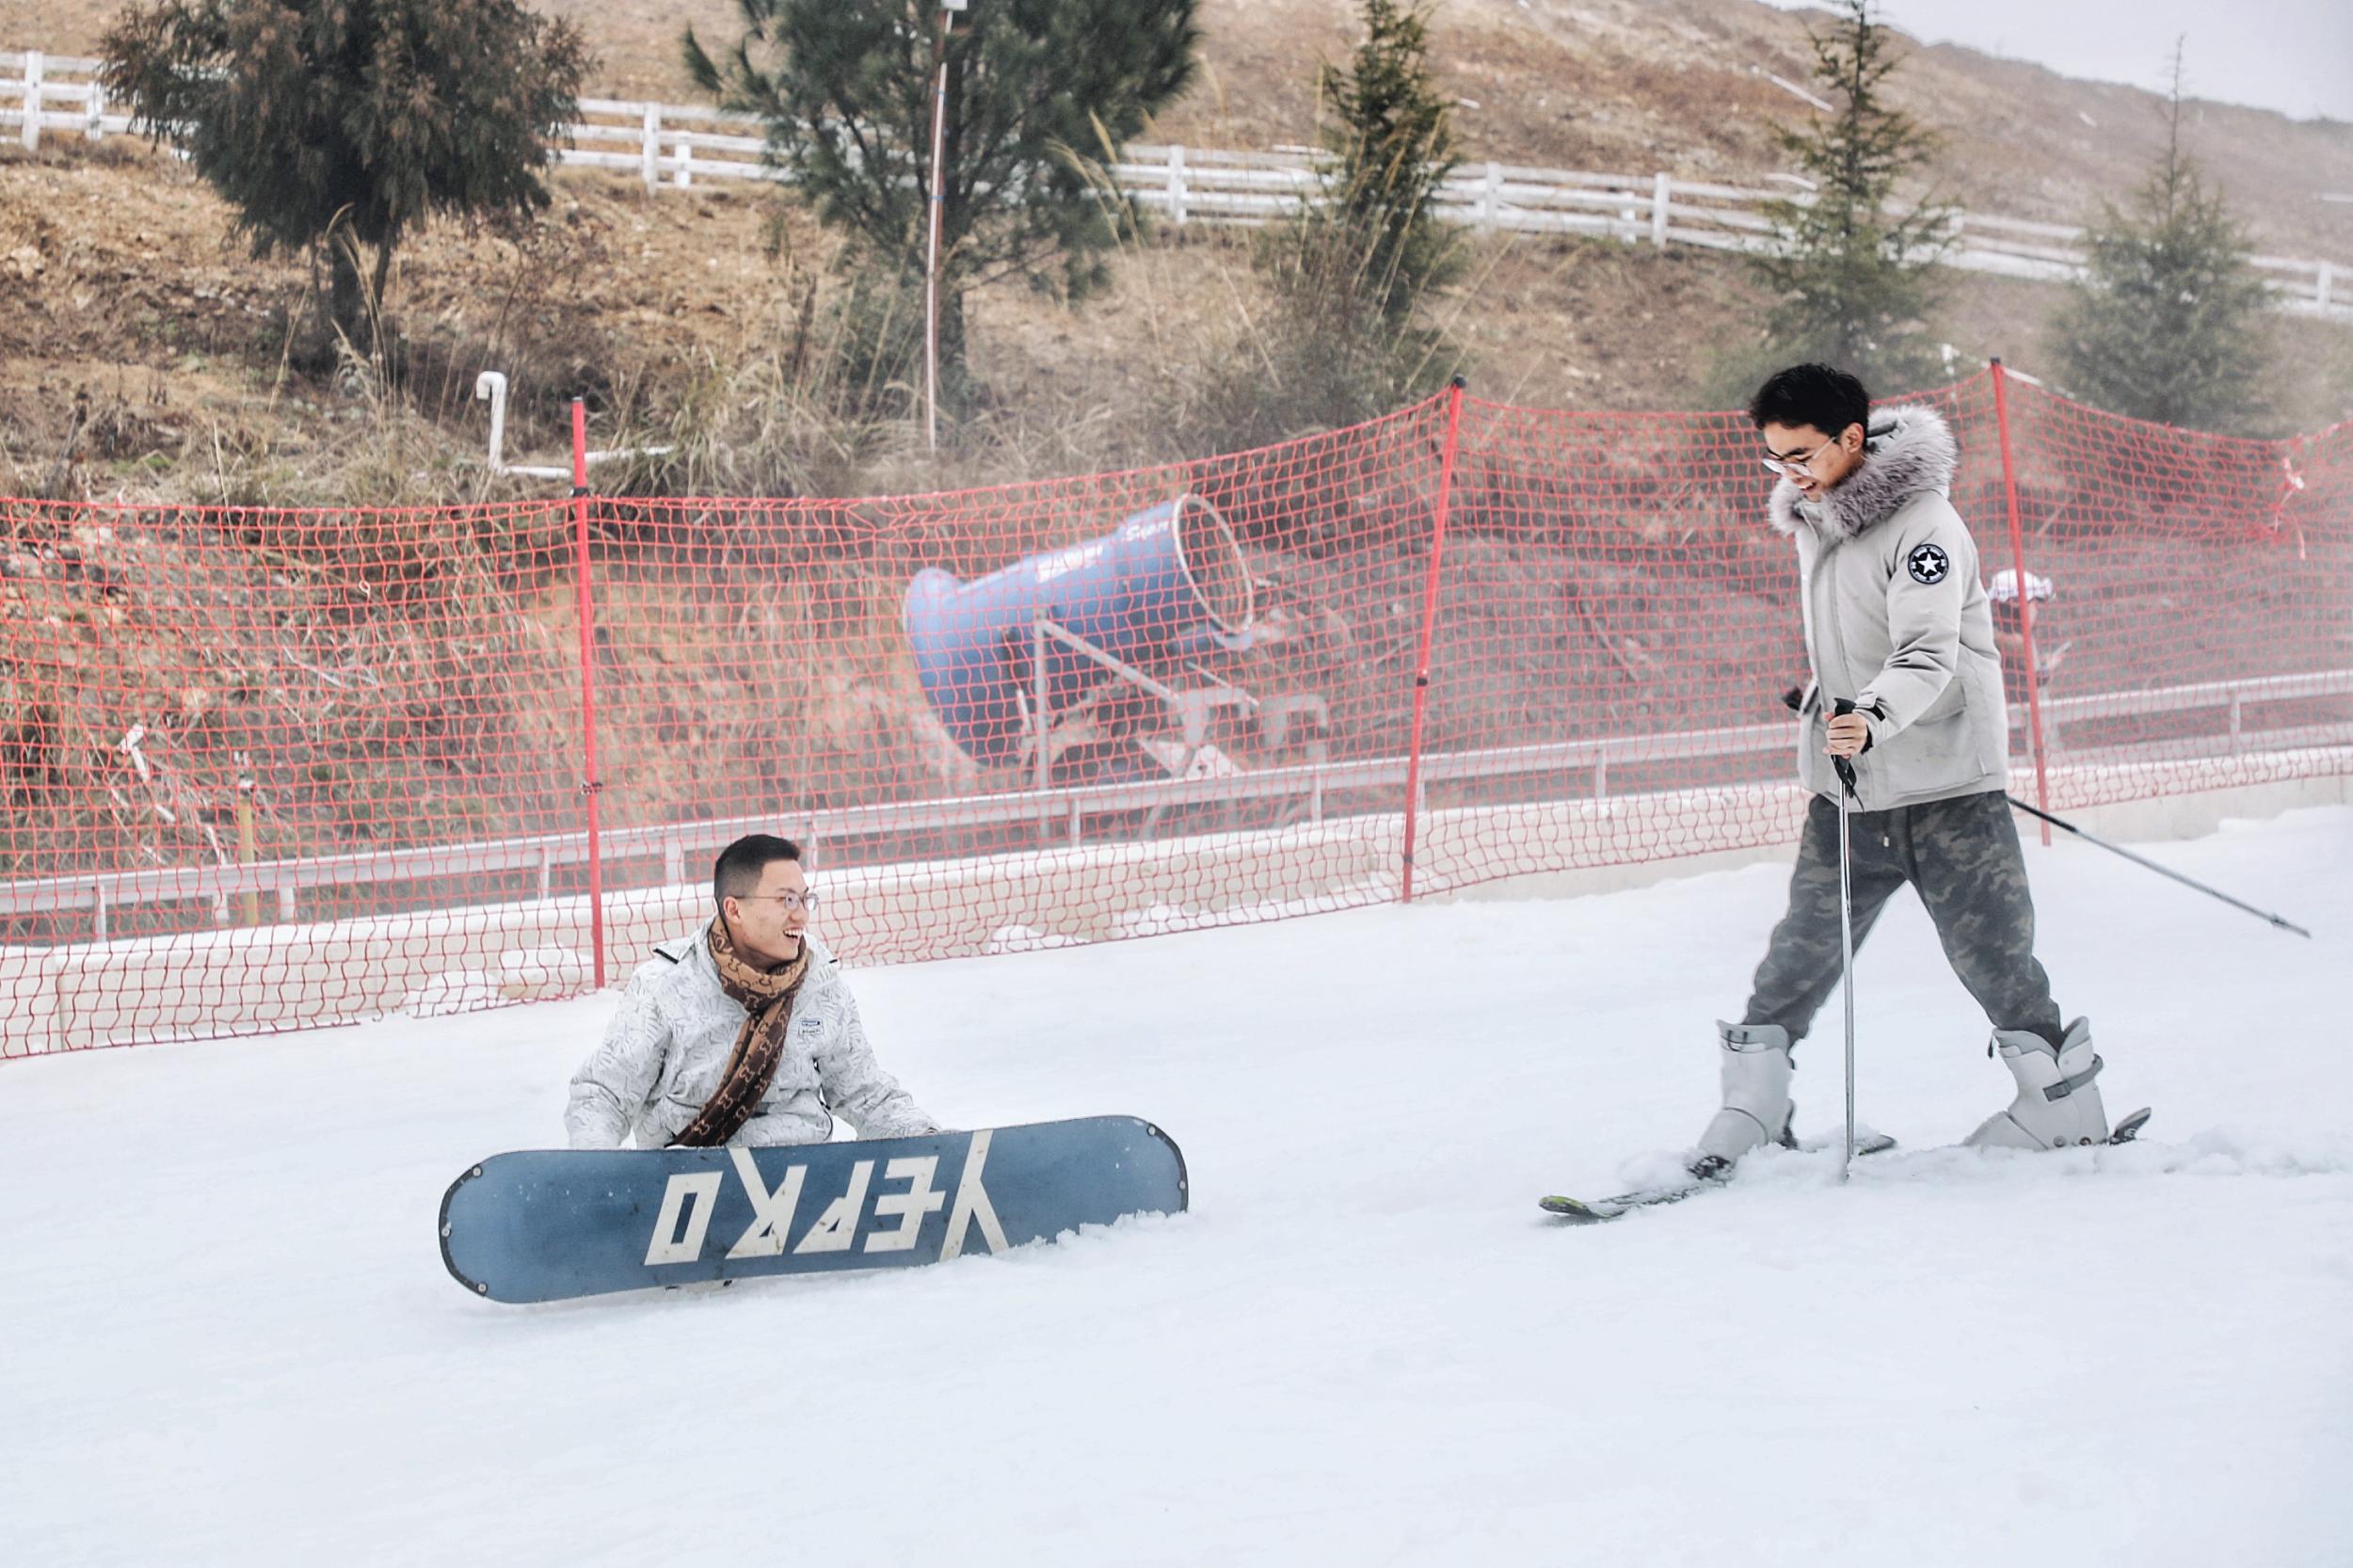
{"left": 904, "top": 495, "right": 1257, "bottom": 765}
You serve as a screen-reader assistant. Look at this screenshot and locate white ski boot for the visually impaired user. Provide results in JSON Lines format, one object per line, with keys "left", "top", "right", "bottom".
{"left": 1694, "top": 1021, "right": 1796, "bottom": 1169}
{"left": 1964, "top": 1016, "right": 2108, "bottom": 1150}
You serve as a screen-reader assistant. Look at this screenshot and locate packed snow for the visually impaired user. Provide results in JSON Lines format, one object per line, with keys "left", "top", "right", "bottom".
{"left": 4, "top": 807, "right": 2350, "bottom": 1566}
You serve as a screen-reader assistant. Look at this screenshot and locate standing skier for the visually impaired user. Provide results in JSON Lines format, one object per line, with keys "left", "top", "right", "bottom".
{"left": 1696, "top": 364, "right": 2111, "bottom": 1169}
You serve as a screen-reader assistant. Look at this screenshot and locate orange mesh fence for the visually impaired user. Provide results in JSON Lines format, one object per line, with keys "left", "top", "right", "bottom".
{"left": 0, "top": 498, "right": 593, "bottom": 1043}
{"left": 4, "top": 369, "right": 2345, "bottom": 1053}
{"left": 575, "top": 398, "right": 1446, "bottom": 972}
{"left": 1405, "top": 371, "right": 2353, "bottom": 895}
{"left": 1983, "top": 373, "right": 2353, "bottom": 796}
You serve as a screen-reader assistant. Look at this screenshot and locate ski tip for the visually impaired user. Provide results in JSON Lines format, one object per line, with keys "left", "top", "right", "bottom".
{"left": 2108, "top": 1107, "right": 2153, "bottom": 1145}
{"left": 1537, "top": 1194, "right": 1612, "bottom": 1223}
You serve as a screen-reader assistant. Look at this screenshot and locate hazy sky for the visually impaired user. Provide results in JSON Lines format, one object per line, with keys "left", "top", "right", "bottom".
{"left": 1762, "top": 0, "right": 2353, "bottom": 122}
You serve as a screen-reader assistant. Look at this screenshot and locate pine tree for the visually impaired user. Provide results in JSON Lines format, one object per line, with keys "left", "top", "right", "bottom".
{"left": 1746, "top": 0, "right": 1950, "bottom": 390}
{"left": 2047, "top": 48, "right": 2276, "bottom": 430}
{"left": 101, "top": 0, "right": 590, "bottom": 349}
{"left": 685, "top": 0, "right": 1199, "bottom": 396}
{"left": 1313, "top": 0, "right": 1462, "bottom": 326}
{"left": 1209, "top": 0, "right": 1463, "bottom": 445}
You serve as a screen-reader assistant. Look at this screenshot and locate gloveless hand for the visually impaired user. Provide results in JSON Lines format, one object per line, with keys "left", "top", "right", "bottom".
{"left": 1825, "top": 711, "right": 1872, "bottom": 759}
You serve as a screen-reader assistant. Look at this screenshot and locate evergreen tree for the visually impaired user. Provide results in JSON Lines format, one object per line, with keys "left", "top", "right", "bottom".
{"left": 1746, "top": 0, "right": 1950, "bottom": 389}
{"left": 685, "top": 0, "right": 1199, "bottom": 395}
{"left": 2048, "top": 49, "right": 2276, "bottom": 430}
{"left": 1209, "top": 0, "right": 1463, "bottom": 446}
{"left": 101, "top": 0, "right": 590, "bottom": 348}
{"left": 1310, "top": 0, "right": 1462, "bottom": 326}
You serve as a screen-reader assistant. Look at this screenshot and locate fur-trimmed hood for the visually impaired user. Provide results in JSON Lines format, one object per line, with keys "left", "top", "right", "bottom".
{"left": 1769, "top": 405, "right": 1960, "bottom": 542}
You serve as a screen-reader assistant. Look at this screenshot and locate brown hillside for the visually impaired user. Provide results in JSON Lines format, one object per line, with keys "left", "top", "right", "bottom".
{"left": 2, "top": 0, "right": 2348, "bottom": 508}
{"left": 8, "top": 0, "right": 2352, "bottom": 249}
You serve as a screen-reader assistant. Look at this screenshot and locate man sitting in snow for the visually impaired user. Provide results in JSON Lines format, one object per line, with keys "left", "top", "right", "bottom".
{"left": 566, "top": 834, "right": 938, "bottom": 1149}
{"left": 1695, "top": 363, "right": 2115, "bottom": 1170}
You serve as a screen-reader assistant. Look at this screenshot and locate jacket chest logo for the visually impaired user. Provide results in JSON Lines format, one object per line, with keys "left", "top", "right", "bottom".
{"left": 1906, "top": 542, "right": 1950, "bottom": 585}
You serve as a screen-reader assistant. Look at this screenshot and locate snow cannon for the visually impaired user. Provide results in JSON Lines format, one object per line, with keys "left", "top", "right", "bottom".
{"left": 904, "top": 495, "right": 1257, "bottom": 765}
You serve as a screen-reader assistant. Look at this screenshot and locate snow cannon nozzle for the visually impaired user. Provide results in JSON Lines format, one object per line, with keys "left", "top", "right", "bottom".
{"left": 903, "top": 495, "right": 1257, "bottom": 766}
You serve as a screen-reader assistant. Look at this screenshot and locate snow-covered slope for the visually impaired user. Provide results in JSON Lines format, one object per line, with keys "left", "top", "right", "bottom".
{"left": 4, "top": 808, "right": 2349, "bottom": 1566}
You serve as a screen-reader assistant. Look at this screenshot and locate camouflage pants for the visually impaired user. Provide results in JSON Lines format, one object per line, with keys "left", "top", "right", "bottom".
{"left": 1744, "top": 789, "right": 2065, "bottom": 1050}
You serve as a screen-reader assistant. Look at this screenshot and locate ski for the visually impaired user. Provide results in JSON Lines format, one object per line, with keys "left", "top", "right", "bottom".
{"left": 1538, "top": 1109, "right": 2153, "bottom": 1225}
{"left": 1538, "top": 1131, "right": 1898, "bottom": 1224}
{"left": 1536, "top": 1178, "right": 1718, "bottom": 1224}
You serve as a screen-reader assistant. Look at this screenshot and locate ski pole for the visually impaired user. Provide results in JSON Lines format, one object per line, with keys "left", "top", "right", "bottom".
{"left": 2005, "top": 796, "right": 2312, "bottom": 939}
{"left": 1832, "top": 699, "right": 1861, "bottom": 1183}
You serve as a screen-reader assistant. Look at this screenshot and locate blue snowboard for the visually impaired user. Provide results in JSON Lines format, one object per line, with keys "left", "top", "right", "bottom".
{"left": 439, "top": 1115, "right": 1188, "bottom": 1304}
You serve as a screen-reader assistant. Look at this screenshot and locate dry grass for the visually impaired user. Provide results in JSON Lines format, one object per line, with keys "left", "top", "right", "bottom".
{"left": 6, "top": 138, "right": 2345, "bottom": 516}
{"left": 12, "top": 0, "right": 2352, "bottom": 244}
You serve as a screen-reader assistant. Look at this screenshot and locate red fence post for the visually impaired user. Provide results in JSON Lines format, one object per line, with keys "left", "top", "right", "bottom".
{"left": 570, "top": 398, "right": 609, "bottom": 986}
{"left": 1991, "top": 360, "right": 2052, "bottom": 844}
{"left": 1400, "top": 378, "right": 1466, "bottom": 903}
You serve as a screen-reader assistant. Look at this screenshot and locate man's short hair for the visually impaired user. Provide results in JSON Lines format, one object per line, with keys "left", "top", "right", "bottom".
{"left": 1748, "top": 363, "right": 1870, "bottom": 439}
{"left": 713, "top": 834, "right": 802, "bottom": 908}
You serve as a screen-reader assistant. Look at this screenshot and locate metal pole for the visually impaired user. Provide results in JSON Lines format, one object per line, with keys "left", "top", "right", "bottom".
{"left": 1991, "top": 360, "right": 2052, "bottom": 844}
{"left": 1032, "top": 612, "right": 1051, "bottom": 840}
{"left": 571, "top": 398, "right": 608, "bottom": 988}
{"left": 923, "top": 6, "right": 956, "bottom": 453}
{"left": 1032, "top": 615, "right": 1050, "bottom": 786}
{"left": 1838, "top": 789, "right": 1856, "bottom": 1181}
{"left": 1400, "top": 377, "right": 1466, "bottom": 902}
{"left": 2005, "top": 795, "right": 2312, "bottom": 938}
{"left": 1832, "top": 700, "right": 1860, "bottom": 1182}
{"left": 234, "top": 754, "right": 259, "bottom": 926}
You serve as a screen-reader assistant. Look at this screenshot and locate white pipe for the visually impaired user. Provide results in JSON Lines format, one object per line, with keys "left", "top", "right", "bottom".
{"left": 475, "top": 371, "right": 511, "bottom": 471}
{"left": 474, "top": 371, "right": 674, "bottom": 480}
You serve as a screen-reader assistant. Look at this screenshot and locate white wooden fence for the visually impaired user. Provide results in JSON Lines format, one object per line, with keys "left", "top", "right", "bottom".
{"left": 6, "top": 47, "right": 2345, "bottom": 319}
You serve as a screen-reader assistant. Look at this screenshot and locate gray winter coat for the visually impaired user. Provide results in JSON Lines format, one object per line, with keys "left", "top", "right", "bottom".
{"left": 565, "top": 924, "right": 936, "bottom": 1150}
{"left": 1771, "top": 406, "right": 2010, "bottom": 812}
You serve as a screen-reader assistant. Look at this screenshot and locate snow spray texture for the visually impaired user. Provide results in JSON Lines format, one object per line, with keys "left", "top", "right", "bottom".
{"left": 440, "top": 1116, "right": 1189, "bottom": 1303}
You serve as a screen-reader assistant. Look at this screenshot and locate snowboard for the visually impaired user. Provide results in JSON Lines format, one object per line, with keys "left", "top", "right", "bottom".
{"left": 440, "top": 1115, "right": 1188, "bottom": 1304}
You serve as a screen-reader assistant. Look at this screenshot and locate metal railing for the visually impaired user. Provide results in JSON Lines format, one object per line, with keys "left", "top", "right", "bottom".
{"left": 5, "top": 49, "right": 2345, "bottom": 319}
{"left": 4, "top": 667, "right": 2346, "bottom": 939}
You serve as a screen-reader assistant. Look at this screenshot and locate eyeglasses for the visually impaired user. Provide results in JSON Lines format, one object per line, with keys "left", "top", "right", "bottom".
{"left": 737, "top": 890, "right": 820, "bottom": 913}
{"left": 1760, "top": 437, "right": 1841, "bottom": 479}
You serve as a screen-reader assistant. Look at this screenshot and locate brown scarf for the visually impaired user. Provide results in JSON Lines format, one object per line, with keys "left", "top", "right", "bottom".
{"left": 668, "top": 917, "right": 811, "bottom": 1148}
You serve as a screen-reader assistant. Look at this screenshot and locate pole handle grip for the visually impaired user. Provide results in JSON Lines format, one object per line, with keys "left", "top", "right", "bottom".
{"left": 1830, "top": 696, "right": 1859, "bottom": 795}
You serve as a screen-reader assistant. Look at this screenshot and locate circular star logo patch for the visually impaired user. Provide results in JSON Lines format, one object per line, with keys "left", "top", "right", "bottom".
{"left": 1906, "top": 542, "right": 1950, "bottom": 585}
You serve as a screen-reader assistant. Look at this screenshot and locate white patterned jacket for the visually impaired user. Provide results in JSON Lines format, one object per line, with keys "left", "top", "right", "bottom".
{"left": 565, "top": 923, "right": 936, "bottom": 1149}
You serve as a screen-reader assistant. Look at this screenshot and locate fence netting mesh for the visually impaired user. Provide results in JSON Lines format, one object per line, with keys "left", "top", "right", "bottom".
{"left": 4, "top": 370, "right": 2345, "bottom": 1052}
